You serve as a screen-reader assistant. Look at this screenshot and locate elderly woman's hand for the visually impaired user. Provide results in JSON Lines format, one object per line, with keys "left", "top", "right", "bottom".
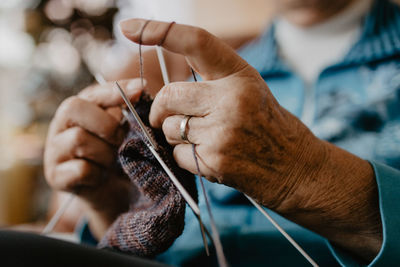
{"left": 120, "top": 19, "right": 324, "bottom": 210}
{"left": 44, "top": 80, "right": 143, "bottom": 238}
{"left": 120, "top": 19, "right": 382, "bottom": 261}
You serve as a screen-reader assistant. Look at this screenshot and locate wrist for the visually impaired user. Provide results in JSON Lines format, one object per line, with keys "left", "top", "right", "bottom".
{"left": 274, "top": 137, "right": 382, "bottom": 260}
{"left": 274, "top": 132, "right": 327, "bottom": 212}
{"left": 258, "top": 128, "right": 328, "bottom": 212}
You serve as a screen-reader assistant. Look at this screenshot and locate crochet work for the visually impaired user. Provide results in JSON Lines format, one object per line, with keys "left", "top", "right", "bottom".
{"left": 98, "top": 94, "right": 197, "bottom": 257}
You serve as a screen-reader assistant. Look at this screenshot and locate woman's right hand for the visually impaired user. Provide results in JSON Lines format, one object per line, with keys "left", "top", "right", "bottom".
{"left": 44, "top": 79, "right": 143, "bottom": 239}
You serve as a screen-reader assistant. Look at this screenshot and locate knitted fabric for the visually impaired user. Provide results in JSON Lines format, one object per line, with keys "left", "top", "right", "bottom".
{"left": 98, "top": 94, "right": 198, "bottom": 257}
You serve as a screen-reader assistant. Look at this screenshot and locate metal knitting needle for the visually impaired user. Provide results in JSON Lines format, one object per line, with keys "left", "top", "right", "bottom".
{"left": 154, "top": 47, "right": 211, "bottom": 256}
{"left": 189, "top": 71, "right": 228, "bottom": 266}
{"left": 193, "top": 146, "right": 228, "bottom": 267}
{"left": 115, "top": 81, "right": 200, "bottom": 216}
{"left": 154, "top": 44, "right": 224, "bottom": 262}
{"left": 246, "top": 195, "right": 319, "bottom": 267}
{"left": 42, "top": 193, "right": 75, "bottom": 235}
{"left": 156, "top": 46, "right": 170, "bottom": 85}
{"left": 115, "top": 82, "right": 158, "bottom": 150}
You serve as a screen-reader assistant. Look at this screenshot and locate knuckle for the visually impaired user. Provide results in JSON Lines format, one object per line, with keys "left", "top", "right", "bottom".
{"left": 158, "top": 84, "right": 173, "bottom": 103}
{"left": 162, "top": 117, "right": 174, "bottom": 136}
{"left": 147, "top": 22, "right": 163, "bottom": 43}
{"left": 161, "top": 118, "right": 169, "bottom": 134}
{"left": 55, "top": 96, "right": 82, "bottom": 124}
{"left": 47, "top": 167, "right": 68, "bottom": 191}
{"left": 70, "top": 127, "right": 86, "bottom": 145}
{"left": 43, "top": 148, "right": 58, "bottom": 187}
{"left": 44, "top": 166, "right": 55, "bottom": 187}
{"left": 209, "top": 152, "right": 227, "bottom": 174}
{"left": 190, "top": 28, "right": 212, "bottom": 52}
{"left": 100, "top": 120, "right": 119, "bottom": 141}
{"left": 76, "top": 160, "right": 92, "bottom": 179}
{"left": 58, "top": 96, "right": 81, "bottom": 114}
{"left": 172, "top": 146, "right": 185, "bottom": 167}
{"left": 63, "top": 181, "right": 77, "bottom": 192}
{"left": 70, "top": 127, "right": 88, "bottom": 157}
{"left": 157, "top": 84, "right": 177, "bottom": 112}
{"left": 213, "top": 125, "right": 233, "bottom": 149}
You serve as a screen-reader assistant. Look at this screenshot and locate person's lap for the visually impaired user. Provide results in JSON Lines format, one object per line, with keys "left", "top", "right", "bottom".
{"left": 0, "top": 230, "right": 168, "bottom": 267}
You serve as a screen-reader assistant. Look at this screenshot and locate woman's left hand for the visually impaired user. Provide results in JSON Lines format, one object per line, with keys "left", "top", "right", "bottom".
{"left": 119, "top": 19, "right": 324, "bottom": 210}
{"left": 120, "top": 19, "right": 382, "bottom": 261}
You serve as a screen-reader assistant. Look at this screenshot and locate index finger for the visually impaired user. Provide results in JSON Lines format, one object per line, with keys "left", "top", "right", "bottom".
{"left": 119, "top": 19, "right": 248, "bottom": 81}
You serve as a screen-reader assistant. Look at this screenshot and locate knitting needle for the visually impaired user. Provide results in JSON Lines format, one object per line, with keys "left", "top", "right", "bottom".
{"left": 42, "top": 193, "right": 75, "bottom": 235}
{"left": 115, "top": 82, "right": 158, "bottom": 150}
{"left": 193, "top": 146, "right": 228, "bottom": 267}
{"left": 156, "top": 46, "right": 170, "bottom": 85}
{"left": 189, "top": 71, "right": 228, "bottom": 266}
{"left": 154, "top": 47, "right": 212, "bottom": 256}
{"left": 245, "top": 196, "right": 319, "bottom": 267}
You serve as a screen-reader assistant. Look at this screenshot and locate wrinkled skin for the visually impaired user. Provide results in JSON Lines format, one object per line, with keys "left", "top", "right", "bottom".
{"left": 120, "top": 19, "right": 381, "bottom": 262}
{"left": 44, "top": 9, "right": 381, "bottom": 262}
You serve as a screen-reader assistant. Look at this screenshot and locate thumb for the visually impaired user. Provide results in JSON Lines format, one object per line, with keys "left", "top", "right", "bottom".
{"left": 78, "top": 79, "right": 144, "bottom": 108}
{"left": 119, "top": 19, "right": 248, "bottom": 81}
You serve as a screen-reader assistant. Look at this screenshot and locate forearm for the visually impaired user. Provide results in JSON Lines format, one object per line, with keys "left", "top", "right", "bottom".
{"left": 276, "top": 139, "right": 382, "bottom": 262}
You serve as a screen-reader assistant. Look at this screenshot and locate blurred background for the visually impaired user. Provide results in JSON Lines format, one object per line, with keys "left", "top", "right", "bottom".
{"left": 0, "top": 0, "right": 274, "bottom": 230}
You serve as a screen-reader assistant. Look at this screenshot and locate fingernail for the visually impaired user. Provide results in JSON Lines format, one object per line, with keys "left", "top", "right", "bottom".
{"left": 127, "top": 79, "right": 147, "bottom": 91}
{"left": 119, "top": 19, "right": 144, "bottom": 38}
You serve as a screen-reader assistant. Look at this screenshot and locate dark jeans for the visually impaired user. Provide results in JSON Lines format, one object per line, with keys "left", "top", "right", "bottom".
{"left": 0, "top": 230, "right": 169, "bottom": 267}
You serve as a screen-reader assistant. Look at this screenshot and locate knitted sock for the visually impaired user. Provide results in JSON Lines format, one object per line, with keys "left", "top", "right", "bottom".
{"left": 98, "top": 94, "right": 198, "bottom": 257}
